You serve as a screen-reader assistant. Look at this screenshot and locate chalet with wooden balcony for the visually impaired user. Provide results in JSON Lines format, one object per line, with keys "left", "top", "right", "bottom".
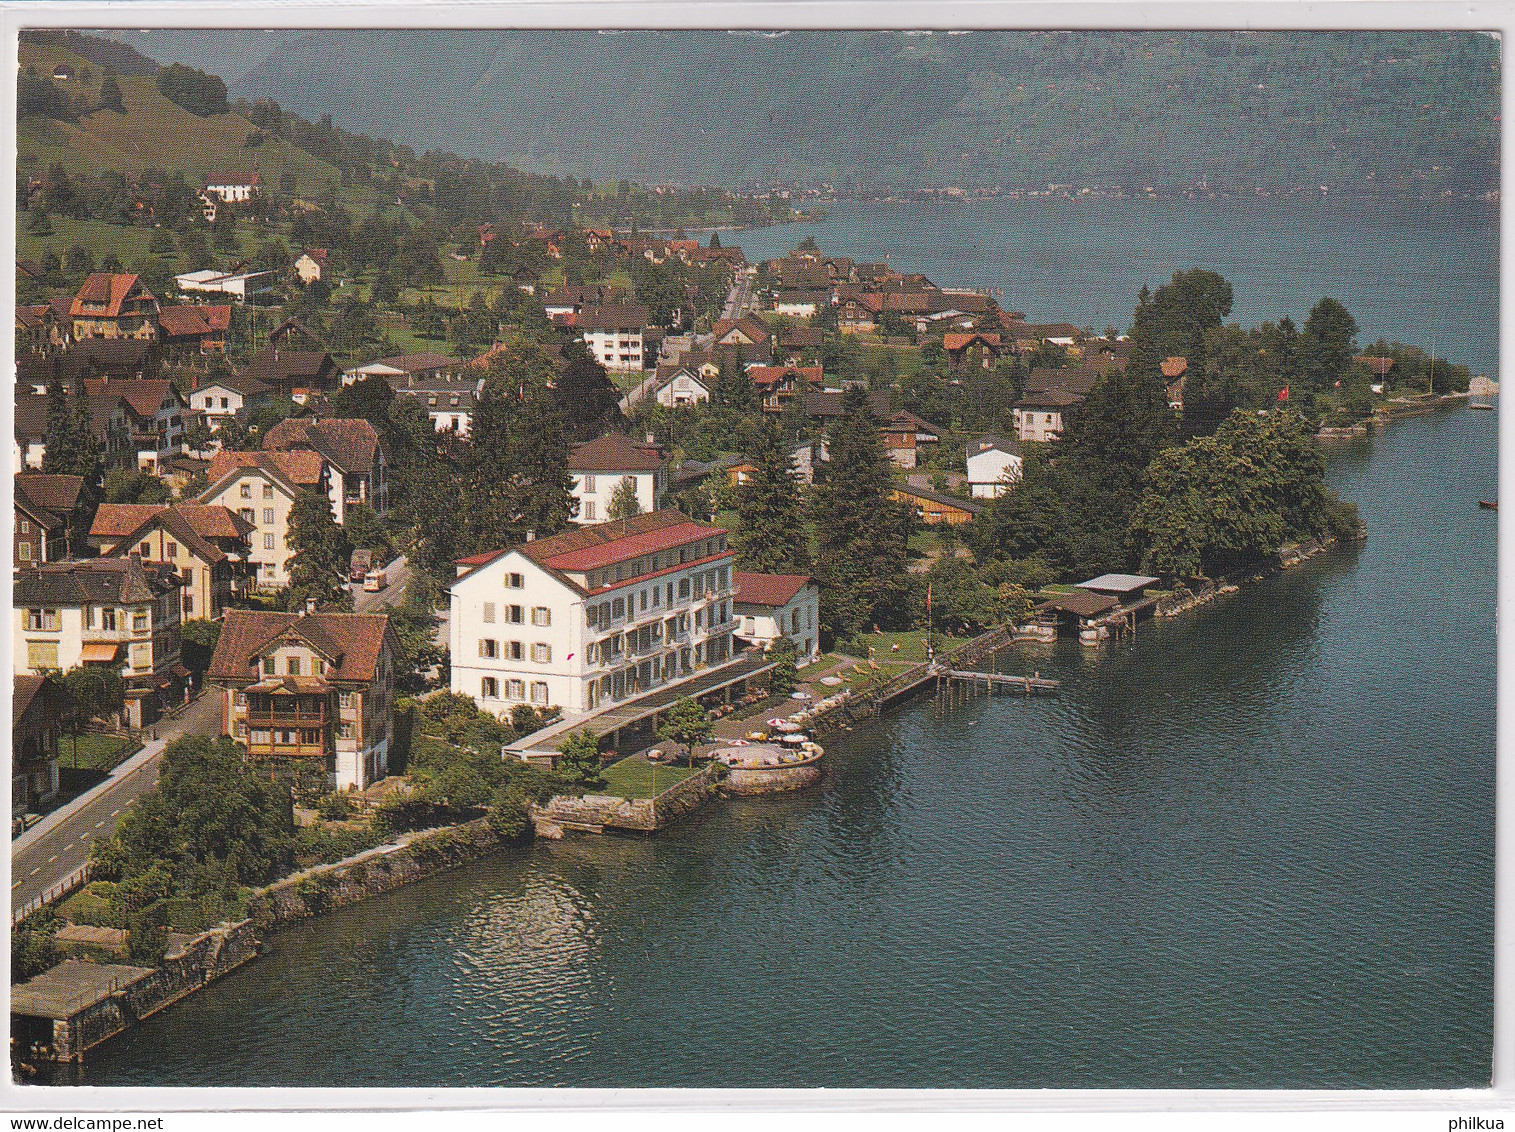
{"left": 208, "top": 609, "right": 401, "bottom": 790}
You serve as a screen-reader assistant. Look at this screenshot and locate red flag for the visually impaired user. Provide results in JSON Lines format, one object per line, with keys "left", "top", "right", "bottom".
{"left": 1278, "top": 385, "right": 1290, "bottom": 402}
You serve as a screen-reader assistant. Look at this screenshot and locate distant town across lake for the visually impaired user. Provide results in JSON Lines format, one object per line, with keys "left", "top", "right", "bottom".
{"left": 722, "top": 196, "right": 1499, "bottom": 379}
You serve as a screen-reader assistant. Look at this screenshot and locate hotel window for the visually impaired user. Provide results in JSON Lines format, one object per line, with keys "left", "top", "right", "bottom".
{"left": 130, "top": 643, "right": 151, "bottom": 669}
{"left": 678, "top": 578, "right": 690, "bottom": 599}
{"left": 315, "top": 659, "right": 325, "bottom": 675}
{"left": 264, "top": 534, "right": 275, "bottom": 549}
{"left": 263, "top": 508, "right": 274, "bottom": 525}
{"left": 531, "top": 681, "right": 549, "bottom": 705}
{"left": 165, "top": 542, "right": 178, "bottom": 558}
{"left": 263, "top": 658, "right": 276, "bottom": 677}
{"left": 183, "top": 592, "right": 193, "bottom": 614}
{"left": 479, "top": 639, "right": 499, "bottom": 659}
{"left": 583, "top": 474, "right": 596, "bottom": 492}
{"left": 241, "top": 483, "right": 252, "bottom": 499}
{"left": 509, "top": 641, "right": 523, "bottom": 661}
{"left": 287, "top": 657, "right": 301, "bottom": 676}
{"left": 17, "top": 542, "right": 31, "bottom": 562}
{"left": 17, "top": 519, "right": 28, "bottom": 534}
{"left": 507, "top": 604, "right": 523, "bottom": 624}
{"left": 695, "top": 609, "right": 703, "bottom": 629}
{"left": 507, "top": 573, "right": 524, "bottom": 589}
{"left": 651, "top": 586, "right": 660, "bottom": 608}
{"left": 481, "top": 677, "right": 499, "bottom": 699}
{"left": 338, "top": 721, "right": 354, "bottom": 739}
{"left": 140, "top": 542, "right": 151, "bottom": 556}
{"left": 236, "top": 691, "right": 247, "bottom": 707}
{"left": 531, "top": 643, "right": 551, "bottom": 663}
{"left": 612, "top": 597, "right": 624, "bottom": 620}
{"left": 240, "top": 508, "right": 254, "bottom": 524}
{"left": 532, "top": 607, "right": 551, "bottom": 627}
{"left": 639, "top": 590, "right": 648, "bottom": 612}
{"left": 133, "top": 611, "right": 149, "bottom": 632}
{"left": 482, "top": 602, "right": 496, "bottom": 623}
{"left": 236, "top": 721, "right": 249, "bottom": 738}
{"left": 263, "top": 484, "right": 273, "bottom": 499}
{"left": 101, "top": 608, "right": 116, "bottom": 631}
{"left": 508, "top": 679, "right": 525, "bottom": 701}
{"left": 339, "top": 691, "right": 355, "bottom": 708}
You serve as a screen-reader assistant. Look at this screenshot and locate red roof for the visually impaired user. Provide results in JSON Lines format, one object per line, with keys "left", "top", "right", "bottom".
{"left": 158, "top": 304, "right": 232, "bottom": 337}
{"left": 1161, "top": 357, "right": 1189, "bottom": 379}
{"left": 205, "top": 449, "right": 325, "bottom": 489}
{"left": 208, "top": 610, "right": 396, "bottom": 684}
{"left": 71, "top": 273, "right": 156, "bottom": 320}
{"left": 1355, "top": 355, "right": 1396, "bottom": 376}
{"left": 540, "top": 521, "right": 720, "bottom": 573}
{"left": 943, "top": 332, "right": 1001, "bottom": 352}
{"left": 733, "top": 572, "right": 814, "bottom": 607}
{"left": 82, "top": 378, "right": 177, "bottom": 420}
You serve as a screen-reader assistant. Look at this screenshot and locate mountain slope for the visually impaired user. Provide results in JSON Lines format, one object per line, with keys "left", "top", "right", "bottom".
{"left": 221, "top": 29, "right": 1498, "bottom": 194}
{"left": 19, "top": 36, "right": 341, "bottom": 188}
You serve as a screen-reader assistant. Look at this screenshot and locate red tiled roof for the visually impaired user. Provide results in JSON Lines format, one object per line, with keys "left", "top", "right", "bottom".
{"left": 90, "top": 504, "right": 167, "bottom": 539}
{"left": 1161, "top": 357, "right": 1189, "bottom": 379}
{"left": 538, "top": 521, "right": 723, "bottom": 573}
{"left": 70, "top": 273, "right": 154, "bottom": 320}
{"left": 205, "top": 449, "right": 325, "bottom": 489}
{"left": 943, "top": 332, "right": 1001, "bottom": 352}
{"left": 712, "top": 315, "right": 770, "bottom": 344}
{"left": 733, "top": 571, "right": 813, "bottom": 607}
{"left": 158, "top": 304, "right": 231, "bottom": 337}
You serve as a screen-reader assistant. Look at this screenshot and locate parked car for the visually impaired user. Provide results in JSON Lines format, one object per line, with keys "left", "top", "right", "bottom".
{"left": 363, "top": 569, "right": 388, "bottom": 592}
{"left": 349, "top": 549, "right": 375, "bottom": 583}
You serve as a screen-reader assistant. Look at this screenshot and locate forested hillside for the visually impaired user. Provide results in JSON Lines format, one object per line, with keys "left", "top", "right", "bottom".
{"left": 203, "top": 28, "right": 1500, "bottom": 196}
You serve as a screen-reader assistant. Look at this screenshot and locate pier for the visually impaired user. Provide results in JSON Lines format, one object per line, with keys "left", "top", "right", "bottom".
{"left": 942, "top": 670, "right": 1060, "bottom": 694}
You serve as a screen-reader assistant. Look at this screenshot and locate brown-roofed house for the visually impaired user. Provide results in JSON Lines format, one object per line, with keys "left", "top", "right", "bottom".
{"left": 90, "top": 502, "right": 256, "bottom": 620}
{"left": 239, "top": 346, "right": 342, "bottom": 403}
{"left": 14, "top": 474, "right": 83, "bottom": 567}
{"left": 263, "top": 418, "right": 388, "bottom": 519}
{"left": 156, "top": 304, "right": 231, "bottom": 354}
{"left": 733, "top": 571, "right": 821, "bottom": 664}
{"left": 568, "top": 434, "right": 671, "bottom": 523}
{"left": 208, "top": 609, "right": 400, "bottom": 789}
{"left": 747, "top": 365, "right": 824, "bottom": 413}
{"left": 69, "top": 273, "right": 160, "bottom": 341}
{"left": 13, "top": 674, "right": 62, "bottom": 818}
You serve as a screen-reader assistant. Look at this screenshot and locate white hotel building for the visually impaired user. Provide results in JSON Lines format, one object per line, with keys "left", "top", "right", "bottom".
{"left": 450, "top": 510, "right": 738, "bottom": 719}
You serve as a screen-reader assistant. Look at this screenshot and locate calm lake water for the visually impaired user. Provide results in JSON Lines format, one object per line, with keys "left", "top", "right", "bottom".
{"left": 729, "top": 197, "right": 1499, "bottom": 378}
{"left": 75, "top": 406, "right": 1496, "bottom": 1088}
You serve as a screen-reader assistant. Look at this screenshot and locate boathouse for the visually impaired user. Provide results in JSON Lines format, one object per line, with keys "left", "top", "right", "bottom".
{"left": 1031, "top": 573, "right": 1160, "bottom": 646}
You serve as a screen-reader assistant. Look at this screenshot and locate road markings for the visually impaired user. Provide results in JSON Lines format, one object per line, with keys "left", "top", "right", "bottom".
{"left": 29, "top": 868, "right": 40, "bottom": 876}
{"left": 46, "top": 855, "right": 57, "bottom": 864}
{"left": 94, "top": 820, "right": 105, "bottom": 829}
{"left": 110, "top": 809, "right": 120, "bottom": 817}
{"left": 62, "top": 842, "right": 74, "bottom": 851}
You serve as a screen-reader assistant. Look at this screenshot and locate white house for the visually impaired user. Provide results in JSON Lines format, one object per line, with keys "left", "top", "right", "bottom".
{"left": 577, "top": 304, "right": 650, "bottom": 372}
{"left": 202, "top": 173, "right": 261, "bottom": 204}
{"left": 653, "top": 365, "right": 715, "bottom": 407}
{"left": 175, "top": 268, "right": 276, "bottom": 304}
{"left": 772, "top": 291, "right": 829, "bottom": 319}
{"left": 568, "top": 433, "right": 670, "bottom": 524}
{"left": 387, "top": 377, "right": 482, "bottom": 436}
{"left": 449, "top": 510, "right": 738, "bottom": 720}
{"left": 293, "top": 249, "right": 328, "bottom": 285}
{"left": 187, "top": 373, "right": 273, "bottom": 432}
{"left": 966, "top": 435, "right": 1024, "bottom": 499}
{"left": 733, "top": 572, "right": 821, "bottom": 665}
{"left": 198, "top": 451, "right": 319, "bottom": 591}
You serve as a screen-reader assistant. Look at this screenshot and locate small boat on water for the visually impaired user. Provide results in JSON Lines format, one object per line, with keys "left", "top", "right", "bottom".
{"left": 1470, "top": 402, "right": 1495, "bottom": 411}
{"left": 1478, "top": 500, "right": 1498, "bottom": 510}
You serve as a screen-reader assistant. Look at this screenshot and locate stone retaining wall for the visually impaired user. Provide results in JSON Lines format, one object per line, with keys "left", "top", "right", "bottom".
{"left": 721, "top": 761, "right": 823, "bottom": 795}
{"left": 46, "top": 920, "right": 260, "bottom": 1062}
{"left": 245, "top": 819, "right": 507, "bottom": 930}
{"left": 535, "top": 765, "right": 721, "bottom": 833}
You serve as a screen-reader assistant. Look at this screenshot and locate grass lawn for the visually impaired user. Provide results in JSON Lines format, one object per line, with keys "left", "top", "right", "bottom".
{"left": 835, "top": 629, "right": 969, "bottom": 664}
{"left": 57, "top": 732, "right": 138, "bottom": 774}
{"left": 599, "top": 753, "right": 698, "bottom": 800}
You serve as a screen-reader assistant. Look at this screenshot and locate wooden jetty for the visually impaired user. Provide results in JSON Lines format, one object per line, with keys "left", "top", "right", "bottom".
{"left": 1479, "top": 499, "right": 1498, "bottom": 511}
{"left": 943, "top": 669, "right": 1060, "bottom": 694}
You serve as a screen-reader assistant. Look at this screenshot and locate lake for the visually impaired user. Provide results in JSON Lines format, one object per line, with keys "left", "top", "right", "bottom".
{"left": 73, "top": 406, "right": 1497, "bottom": 1089}
{"left": 726, "top": 197, "right": 1499, "bottom": 378}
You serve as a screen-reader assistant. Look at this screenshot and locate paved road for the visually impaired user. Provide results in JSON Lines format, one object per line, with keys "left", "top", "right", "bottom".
{"left": 11, "top": 691, "right": 224, "bottom": 914}
{"left": 721, "top": 269, "right": 756, "bottom": 321}
{"left": 352, "top": 555, "right": 409, "bottom": 613}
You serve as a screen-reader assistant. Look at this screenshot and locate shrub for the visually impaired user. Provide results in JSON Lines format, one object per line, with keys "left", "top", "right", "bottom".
{"left": 317, "top": 793, "right": 353, "bottom": 822}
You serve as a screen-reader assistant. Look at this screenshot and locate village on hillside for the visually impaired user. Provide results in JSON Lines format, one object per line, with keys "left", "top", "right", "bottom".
{"left": 10, "top": 32, "right": 1488, "bottom": 1069}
